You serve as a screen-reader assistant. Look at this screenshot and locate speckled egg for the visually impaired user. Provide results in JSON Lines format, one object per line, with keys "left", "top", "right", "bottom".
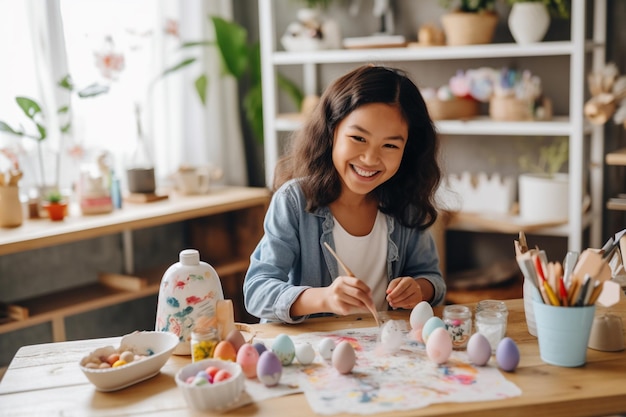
{"left": 271, "top": 334, "right": 295, "bottom": 366}
{"left": 257, "top": 351, "right": 282, "bottom": 387}
{"left": 466, "top": 332, "right": 492, "bottom": 366}
{"left": 380, "top": 319, "right": 404, "bottom": 353}
{"left": 332, "top": 341, "right": 356, "bottom": 374}
{"left": 426, "top": 327, "right": 453, "bottom": 364}
{"left": 295, "top": 343, "right": 315, "bottom": 365}
{"left": 422, "top": 316, "right": 446, "bottom": 344}
{"left": 495, "top": 337, "right": 520, "bottom": 372}
{"left": 236, "top": 343, "right": 259, "bottom": 378}
{"left": 318, "top": 337, "right": 336, "bottom": 361}
{"left": 410, "top": 301, "right": 434, "bottom": 330}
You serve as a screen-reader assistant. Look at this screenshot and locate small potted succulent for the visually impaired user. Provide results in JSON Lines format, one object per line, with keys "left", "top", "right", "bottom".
{"left": 43, "top": 189, "right": 68, "bottom": 221}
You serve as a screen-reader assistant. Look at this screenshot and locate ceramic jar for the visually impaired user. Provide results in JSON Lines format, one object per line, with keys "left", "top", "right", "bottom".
{"left": 155, "top": 249, "right": 224, "bottom": 355}
{"left": 0, "top": 186, "right": 24, "bottom": 227}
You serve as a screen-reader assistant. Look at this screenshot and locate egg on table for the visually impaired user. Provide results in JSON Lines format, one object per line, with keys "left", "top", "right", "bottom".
{"left": 331, "top": 341, "right": 356, "bottom": 374}
{"left": 466, "top": 332, "right": 492, "bottom": 366}
{"left": 257, "top": 351, "right": 283, "bottom": 387}
{"left": 410, "top": 301, "right": 434, "bottom": 330}
{"left": 225, "top": 329, "right": 246, "bottom": 353}
{"left": 318, "top": 337, "right": 336, "bottom": 361}
{"left": 426, "top": 327, "right": 453, "bottom": 364}
{"left": 271, "top": 334, "right": 295, "bottom": 366}
{"left": 422, "top": 316, "right": 446, "bottom": 344}
{"left": 380, "top": 319, "right": 405, "bottom": 353}
{"left": 236, "top": 343, "right": 259, "bottom": 378}
{"left": 295, "top": 343, "right": 315, "bottom": 365}
{"left": 213, "top": 340, "right": 237, "bottom": 362}
{"left": 495, "top": 337, "right": 520, "bottom": 372}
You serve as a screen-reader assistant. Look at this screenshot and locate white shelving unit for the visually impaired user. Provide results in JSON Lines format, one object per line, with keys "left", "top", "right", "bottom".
{"left": 259, "top": 0, "right": 607, "bottom": 252}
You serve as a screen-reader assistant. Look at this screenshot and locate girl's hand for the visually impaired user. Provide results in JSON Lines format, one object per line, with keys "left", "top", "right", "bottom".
{"left": 324, "top": 275, "right": 374, "bottom": 316}
{"left": 386, "top": 277, "right": 424, "bottom": 309}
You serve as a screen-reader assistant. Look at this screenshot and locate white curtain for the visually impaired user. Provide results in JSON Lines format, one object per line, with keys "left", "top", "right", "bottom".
{"left": 153, "top": 0, "right": 248, "bottom": 187}
{"left": 7, "top": 0, "right": 248, "bottom": 196}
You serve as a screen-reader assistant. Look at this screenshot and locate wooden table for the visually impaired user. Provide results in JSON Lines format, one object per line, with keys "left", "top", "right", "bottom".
{"left": 1, "top": 299, "right": 626, "bottom": 417}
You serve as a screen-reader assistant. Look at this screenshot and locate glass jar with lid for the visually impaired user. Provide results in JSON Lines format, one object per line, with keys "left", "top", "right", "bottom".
{"left": 191, "top": 326, "right": 219, "bottom": 362}
{"left": 443, "top": 304, "right": 472, "bottom": 350}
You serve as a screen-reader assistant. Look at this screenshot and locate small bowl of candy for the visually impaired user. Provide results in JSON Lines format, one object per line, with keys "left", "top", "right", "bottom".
{"left": 79, "top": 331, "right": 178, "bottom": 392}
{"left": 175, "top": 359, "right": 245, "bottom": 411}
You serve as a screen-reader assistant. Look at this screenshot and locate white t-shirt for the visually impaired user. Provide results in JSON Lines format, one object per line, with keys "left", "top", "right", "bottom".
{"left": 332, "top": 211, "right": 388, "bottom": 311}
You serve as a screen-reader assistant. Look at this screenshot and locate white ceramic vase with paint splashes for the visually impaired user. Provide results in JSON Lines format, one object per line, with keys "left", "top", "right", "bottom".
{"left": 155, "top": 249, "right": 224, "bottom": 355}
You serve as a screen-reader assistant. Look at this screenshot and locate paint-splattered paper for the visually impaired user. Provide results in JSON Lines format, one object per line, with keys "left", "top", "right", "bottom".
{"left": 261, "top": 326, "right": 522, "bottom": 415}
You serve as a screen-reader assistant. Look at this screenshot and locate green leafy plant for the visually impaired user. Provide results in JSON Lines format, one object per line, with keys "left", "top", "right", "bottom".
{"left": 438, "top": 0, "right": 497, "bottom": 13}
{"left": 518, "top": 137, "right": 568, "bottom": 176}
{"left": 160, "top": 16, "right": 303, "bottom": 144}
{"left": 505, "top": 0, "right": 570, "bottom": 19}
{"left": 0, "top": 75, "right": 108, "bottom": 189}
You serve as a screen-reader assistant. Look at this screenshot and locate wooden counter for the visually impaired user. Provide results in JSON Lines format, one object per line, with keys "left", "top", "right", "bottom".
{"left": 0, "top": 186, "right": 271, "bottom": 340}
{"left": 1, "top": 299, "right": 625, "bottom": 417}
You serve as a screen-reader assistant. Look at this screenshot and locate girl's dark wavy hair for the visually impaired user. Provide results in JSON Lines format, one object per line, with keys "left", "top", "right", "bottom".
{"left": 273, "top": 64, "right": 441, "bottom": 230}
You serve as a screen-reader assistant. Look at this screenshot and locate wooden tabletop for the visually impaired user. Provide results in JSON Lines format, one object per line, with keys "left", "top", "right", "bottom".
{"left": 1, "top": 298, "right": 626, "bottom": 417}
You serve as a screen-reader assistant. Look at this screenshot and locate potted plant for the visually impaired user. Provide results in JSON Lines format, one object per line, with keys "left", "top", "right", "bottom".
{"left": 506, "top": 0, "right": 571, "bottom": 44}
{"left": 517, "top": 137, "right": 569, "bottom": 223}
{"left": 43, "top": 189, "right": 68, "bottom": 221}
{"left": 0, "top": 76, "right": 108, "bottom": 197}
{"left": 159, "top": 16, "right": 303, "bottom": 144}
{"left": 438, "top": 0, "right": 498, "bottom": 46}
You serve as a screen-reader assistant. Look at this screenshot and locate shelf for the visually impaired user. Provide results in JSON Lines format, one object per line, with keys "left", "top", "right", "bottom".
{"left": 276, "top": 114, "right": 587, "bottom": 136}
{"left": 0, "top": 186, "right": 270, "bottom": 257}
{"left": 606, "top": 148, "right": 626, "bottom": 166}
{"left": 607, "top": 197, "right": 626, "bottom": 211}
{"left": 0, "top": 259, "right": 252, "bottom": 339}
{"left": 270, "top": 41, "right": 600, "bottom": 65}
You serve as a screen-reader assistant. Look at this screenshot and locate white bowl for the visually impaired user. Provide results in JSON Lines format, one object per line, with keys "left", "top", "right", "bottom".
{"left": 79, "top": 331, "right": 178, "bottom": 391}
{"left": 176, "top": 359, "right": 245, "bottom": 411}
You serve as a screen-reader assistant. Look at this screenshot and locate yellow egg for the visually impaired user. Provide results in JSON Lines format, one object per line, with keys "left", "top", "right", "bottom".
{"left": 112, "top": 359, "right": 127, "bottom": 368}
{"left": 213, "top": 340, "right": 237, "bottom": 361}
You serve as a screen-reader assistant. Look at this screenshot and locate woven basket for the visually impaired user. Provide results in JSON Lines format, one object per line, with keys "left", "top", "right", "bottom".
{"left": 441, "top": 11, "right": 498, "bottom": 46}
{"left": 426, "top": 97, "right": 479, "bottom": 120}
{"left": 489, "top": 96, "right": 533, "bottom": 121}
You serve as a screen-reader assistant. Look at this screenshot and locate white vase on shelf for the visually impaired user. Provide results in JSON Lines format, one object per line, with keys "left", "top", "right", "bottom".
{"left": 508, "top": 2, "right": 551, "bottom": 44}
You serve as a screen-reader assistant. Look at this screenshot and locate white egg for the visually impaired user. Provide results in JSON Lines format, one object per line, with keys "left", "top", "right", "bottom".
{"left": 426, "top": 327, "right": 453, "bottom": 364}
{"left": 295, "top": 343, "right": 315, "bottom": 365}
{"left": 410, "top": 301, "right": 434, "bottom": 330}
{"left": 380, "top": 319, "right": 404, "bottom": 353}
{"left": 318, "top": 337, "right": 335, "bottom": 360}
{"left": 332, "top": 341, "right": 356, "bottom": 374}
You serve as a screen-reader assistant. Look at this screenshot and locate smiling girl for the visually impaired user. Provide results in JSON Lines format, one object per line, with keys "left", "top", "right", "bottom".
{"left": 243, "top": 65, "right": 445, "bottom": 323}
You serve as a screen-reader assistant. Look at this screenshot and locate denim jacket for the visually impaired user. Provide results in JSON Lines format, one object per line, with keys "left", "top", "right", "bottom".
{"left": 243, "top": 179, "right": 446, "bottom": 323}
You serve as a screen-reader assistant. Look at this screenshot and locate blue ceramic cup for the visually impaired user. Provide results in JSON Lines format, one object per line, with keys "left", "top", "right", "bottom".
{"left": 532, "top": 300, "right": 596, "bottom": 367}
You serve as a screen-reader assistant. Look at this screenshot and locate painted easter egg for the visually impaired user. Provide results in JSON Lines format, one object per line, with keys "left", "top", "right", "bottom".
{"left": 213, "top": 340, "right": 237, "bottom": 361}
{"left": 271, "top": 334, "right": 295, "bottom": 366}
{"left": 253, "top": 342, "right": 267, "bottom": 356}
{"left": 318, "top": 337, "right": 335, "bottom": 361}
{"left": 496, "top": 337, "right": 520, "bottom": 372}
{"left": 380, "top": 319, "right": 404, "bottom": 353}
{"left": 225, "top": 329, "right": 246, "bottom": 353}
{"left": 426, "top": 327, "right": 453, "bottom": 364}
{"left": 257, "top": 351, "right": 282, "bottom": 387}
{"left": 467, "top": 332, "right": 492, "bottom": 366}
{"left": 422, "top": 316, "right": 446, "bottom": 344}
{"left": 236, "top": 343, "right": 259, "bottom": 378}
{"left": 331, "top": 341, "right": 356, "bottom": 374}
